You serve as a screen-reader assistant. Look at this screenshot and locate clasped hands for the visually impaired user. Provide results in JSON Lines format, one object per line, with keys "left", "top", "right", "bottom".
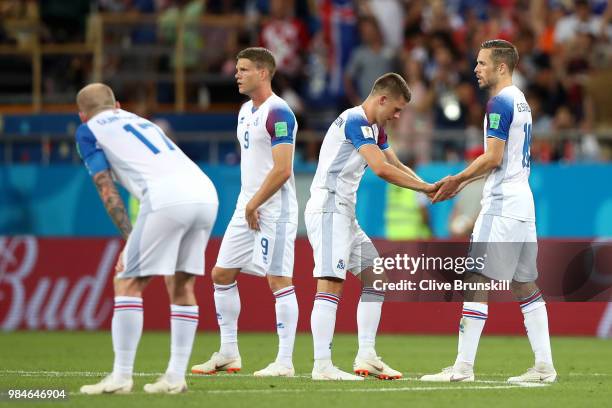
{"left": 424, "top": 175, "right": 462, "bottom": 204}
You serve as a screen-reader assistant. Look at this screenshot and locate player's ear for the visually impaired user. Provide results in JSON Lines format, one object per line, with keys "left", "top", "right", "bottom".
{"left": 78, "top": 111, "right": 87, "bottom": 123}
{"left": 379, "top": 95, "right": 387, "bottom": 106}
{"left": 116, "top": 101, "right": 121, "bottom": 109}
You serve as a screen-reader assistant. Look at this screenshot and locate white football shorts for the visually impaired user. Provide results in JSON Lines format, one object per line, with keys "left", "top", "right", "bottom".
{"left": 118, "top": 202, "right": 218, "bottom": 279}
{"left": 215, "top": 215, "right": 297, "bottom": 277}
{"left": 305, "top": 212, "right": 378, "bottom": 280}
{"left": 469, "top": 213, "right": 538, "bottom": 282}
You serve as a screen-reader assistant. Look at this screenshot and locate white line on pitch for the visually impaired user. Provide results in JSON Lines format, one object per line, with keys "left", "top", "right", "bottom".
{"left": 201, "top": 384, "right": 548, "bottom": 394}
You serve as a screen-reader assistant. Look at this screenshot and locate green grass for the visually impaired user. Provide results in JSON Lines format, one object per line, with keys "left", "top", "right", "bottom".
{"left": 1, "top": 332, "right": 611, "bottom": 407}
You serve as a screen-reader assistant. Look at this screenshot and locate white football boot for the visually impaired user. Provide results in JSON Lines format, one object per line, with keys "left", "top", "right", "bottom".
{"left": 191, "top": 352, "right": 241, "bottom": 375}
{"left": 253, "top": 361, "right": 295, "bottom": 377}
{"left": 80, "top": 374, "right": 133, "bottom": 395}
{"left": 507, "top": 362, "right": 557, "bottom": 383}
{"left": 312, "top": 360, "right": 364, "bottom": 381}
{"left": 143, "top": 374, "right": 188, "bottom": 394}
{"left": 420, "top": 363, "right": 475, "bottom": 382}
{"left": 353, "top": 355, "right": 402, "bottom": 380}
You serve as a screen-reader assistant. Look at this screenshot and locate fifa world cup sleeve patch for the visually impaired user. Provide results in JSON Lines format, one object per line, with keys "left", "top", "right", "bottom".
{"left": 345, "top": 113, "right": 376, "bottom": 149}
{"left": 267, "top": 105, "right": 296, "bottom": 146}
{"left": 275, "top": 121, "right": 289, "bottom": 138}
{"left": 489, "top": 113, "right": 501, "bottom": 129}
{"left": 361, "top": 126, "right": 374, "bottom": 139}
{"left": 485, "top": 95, "right": 513, "bottom": 141}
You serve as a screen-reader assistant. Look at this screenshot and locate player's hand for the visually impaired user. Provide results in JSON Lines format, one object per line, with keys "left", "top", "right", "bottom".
{"left": 425, "top": 180, "right": 443, "bottom": 200}
{"left": 115, "top": 249, "right": 125, "bottom": 274}
{"left": 432, "top": 175, "right": 461, "bottom": 203}
{"left": 245, "top": 203, "right": 260, "bottom": 231}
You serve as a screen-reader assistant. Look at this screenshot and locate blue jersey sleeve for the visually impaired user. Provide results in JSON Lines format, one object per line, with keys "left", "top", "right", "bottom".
{"left": 486, "top": 94, "right": 514, "bottom": 141}
{"left": 75, "top": 124, "right": 110, "bottom": 176}
{"left": 266, "top": 104, "right": 296, "bottom": 147}
{"left": 344, "top": 114, "right": 376, "bottom": 150}
{"left": 377, "top": 126, "right": 389, "bottom": 150}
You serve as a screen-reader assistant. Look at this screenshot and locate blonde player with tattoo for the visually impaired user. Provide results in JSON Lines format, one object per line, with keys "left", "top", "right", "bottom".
{"left": 76, "top": 83, "right": 218, "bottom": 394}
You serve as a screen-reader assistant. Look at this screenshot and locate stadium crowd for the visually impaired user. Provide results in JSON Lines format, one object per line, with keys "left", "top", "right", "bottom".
{"left": 1, "top": 0, "right": 611, "bottom": 163}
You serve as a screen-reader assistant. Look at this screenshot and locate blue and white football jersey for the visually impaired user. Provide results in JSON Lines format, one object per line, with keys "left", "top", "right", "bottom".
{"left": 305, "top": 105, "right": 389, "bottom": 218}
{"left": 481, "top": 85, "right": 535, "bottom": 222}
{"left": 76, "top": 109, "right": 218, "bottom": 213}
{"left": 235, "top": 94, "right": 298, "bottom": 223}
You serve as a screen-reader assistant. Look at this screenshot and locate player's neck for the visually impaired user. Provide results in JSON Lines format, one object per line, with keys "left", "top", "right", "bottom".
{"left": 489, "top": 78, "right": 513, "bottom": 98}
{"left": 249, "top": 86, "right": 273, "bottom": 108}
{"left": 86, "top": 106, "right": 116, "bottom": 121}
{"left": 361, "top": 99, "right": 377, "bottom": 126}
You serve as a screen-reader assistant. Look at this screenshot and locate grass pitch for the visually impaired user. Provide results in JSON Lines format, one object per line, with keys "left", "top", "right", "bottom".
{"left": 1, "top": 332, "right": 610, "bottom": 407}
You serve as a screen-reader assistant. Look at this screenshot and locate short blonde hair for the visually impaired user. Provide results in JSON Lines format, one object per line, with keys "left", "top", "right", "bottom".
{"left": 76, "top": 83, "right": 116, "bottom": 115}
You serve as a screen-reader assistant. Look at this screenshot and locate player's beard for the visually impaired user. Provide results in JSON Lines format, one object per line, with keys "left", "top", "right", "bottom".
{"left": 478, "top": 78, "right": 491, "bottom": 90}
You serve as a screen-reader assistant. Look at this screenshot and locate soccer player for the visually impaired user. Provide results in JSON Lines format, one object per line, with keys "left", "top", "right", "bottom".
{"left": 420, "top": 39, "right": 557, "bottom": 383}
{"left": 305, "top": 73, "right": 438, "bottom": 380}
{"left": 191, "top": 47, "right": 299, "bottom": 377}
{"left": 76, "top": 84, "right": 219, "bottom": 394}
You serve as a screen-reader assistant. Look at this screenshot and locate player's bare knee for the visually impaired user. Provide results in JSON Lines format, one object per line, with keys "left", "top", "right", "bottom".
{"left": 463, "top": 272, "right": 489, "bottom": 302}
{"left": 267, "top": 275, "right": 293, "bottom": 292}
{"left": 360, "top": 267, "right": 387, "bottom": 287}
{"left": 165, "top": 272, "right": 196, "bottom": 304}
{"left": 511, "top": 280, "right": 539, "bottom": 300}
{"left": 114, "top": 276, "right": 149, "bottom": 297}
{"left": 316, "top": 277, "right": 344, "bottom": 296}
{"left": 212, "top": 267, "right": 239, "bottom": 285}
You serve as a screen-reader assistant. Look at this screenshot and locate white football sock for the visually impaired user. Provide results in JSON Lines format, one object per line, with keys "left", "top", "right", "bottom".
{"left": 273, "top": 286, "right": 298, "bottom": 367}
{"left": 311, "top": 292, "right": 340, "bottom": 361}
{"left": 455, "top": 302, "right": 488, "bottom": 368}
{"left": 166, "top": 304, "right": 199, "bottom": 383}
{"left": 357, "top": 287, "right": 384, "bottom": 358}
{"left": 520, "top": 290, "right": 554, "bottom": 366}
{"left": 112, "top": 296, "right": 143, "bottom": 380}
{"left": 597, "top": 302, "right": 612, "bottom": 339}
{"left": 214, "top": 282, "right": 240, "bottom": 358}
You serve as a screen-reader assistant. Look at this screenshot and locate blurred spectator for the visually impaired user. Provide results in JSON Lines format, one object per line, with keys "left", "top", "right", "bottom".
{"left": 158, "top": 0, "right": 204, "bottom": 70}
{"left": 305, "top": 0, "right": 358, "bottom": 106}
{"left": 344, "top": 16, "right": 398, "bottom": 105}
{"left": 385, "top": 154, "right": 432, "bottom": 240}
{"left": 554, "top": 0, "right": 603, "bottom": 46}
{"left": 274, "top": 73, "right": 305, "bottom": 120}
{"left": 389, "top": 57, "right": 433, "bottom": 164}
{"left": 358, "top": 0, "right": 405, "bottom": 50}
{"left": 448, "top": 146, "right": 485, "bottom": 238}
{"left": 528, "top": 90, "right": 553, "bottom": 134}
{"left": 259, "top": 0, "right": 309, "bottom": 83}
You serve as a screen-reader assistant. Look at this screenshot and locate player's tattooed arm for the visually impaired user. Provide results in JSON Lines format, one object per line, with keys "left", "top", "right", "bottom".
{"left": 93, "top": 170, "right": 132, "bottom": 239}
